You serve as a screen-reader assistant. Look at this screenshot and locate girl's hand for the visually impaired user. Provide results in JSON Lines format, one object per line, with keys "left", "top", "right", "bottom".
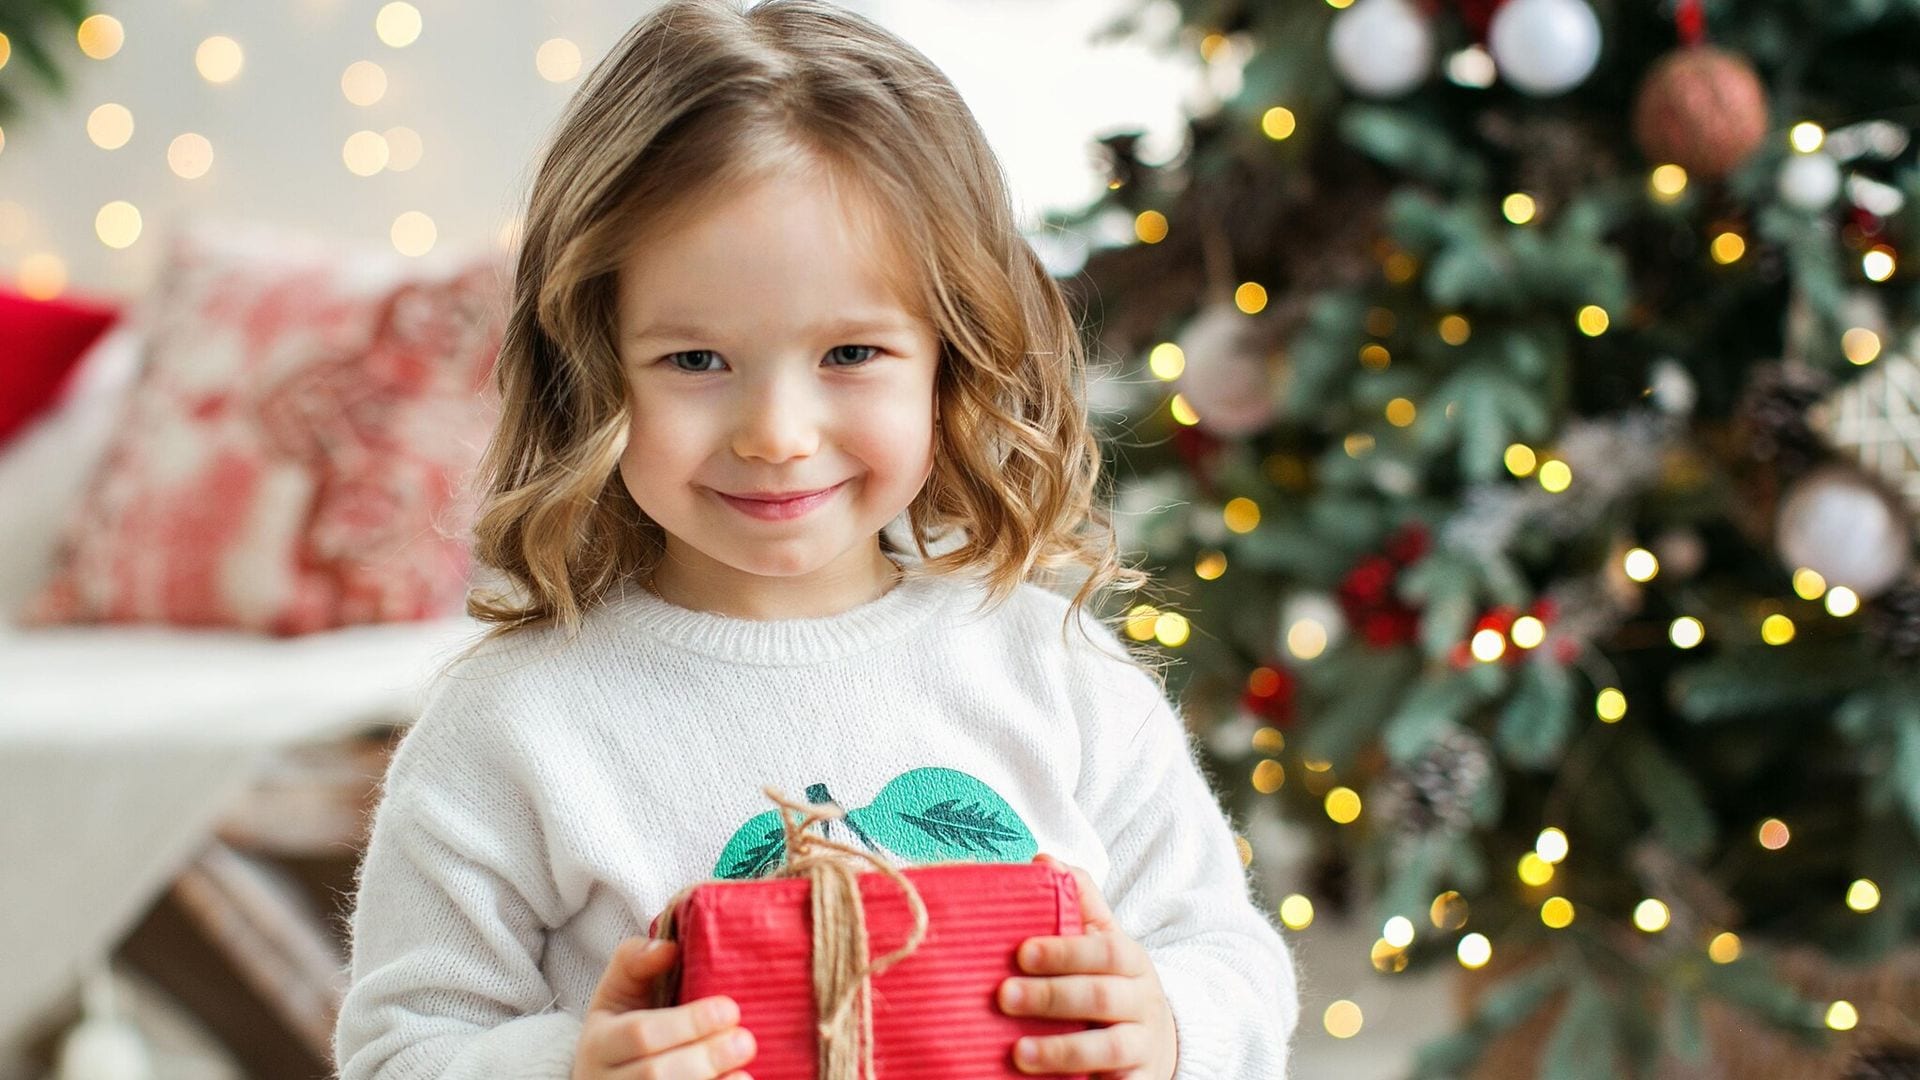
{"left": 999, "top": 855, "right": 1179, "bottom": 1079}
{"left": 572, "top": 936, "right": 757, "bottom": 1080}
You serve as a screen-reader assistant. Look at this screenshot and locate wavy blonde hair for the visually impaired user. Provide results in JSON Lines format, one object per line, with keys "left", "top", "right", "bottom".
{"left": 461, "top": 0, "right": 1155, "bottom": 670}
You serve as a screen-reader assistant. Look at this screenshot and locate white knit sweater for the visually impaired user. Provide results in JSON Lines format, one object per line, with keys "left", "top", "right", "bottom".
{"left": 333, "top": 560, "right": 1300, "bottom": 1079}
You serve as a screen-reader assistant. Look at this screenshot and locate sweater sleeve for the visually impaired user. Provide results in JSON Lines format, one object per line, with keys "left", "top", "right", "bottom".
{"left": 333, "top": 671, "right": 585, "bottom": 1080}
{"left": 1068, "top": 618, "right": 1301, "bottom": 1080}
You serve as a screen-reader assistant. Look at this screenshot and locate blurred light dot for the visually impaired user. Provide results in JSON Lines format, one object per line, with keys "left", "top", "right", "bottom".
{"left": 1793, "top": 567, "right": 1827, "bottom": 600}
{"left": 168, "top": 133, "right": 213, "bottom": 179}
{"left": 1708, "top": 932, "right": 1742, "bottom": 963}
{"left": 1623, "top": 547, "right": 1659, "bottom": 581}
{"left": 1250, "top": 724, "right": 1285, "bottom": 753}
{"left": 1847, "top": 879, "right": 1881, "bottom": 912}
{"left": 1431, "top": 891, "right": 1469, "bottom": 930}
{"left": 1511, "top": 615, "right": 1545, "bottom": 648}
{"left": 1505, "top": 443, "right": 1537, "bottom": 476}
{"left": 1324, "top": 1000, "right": 1363, "bottom": 1039}
{"left": 376, "top": 2, "right": 423, "bottom": 47}
{"left": 1758, "top": 818, "right": 1790, "bottom": 850}
{"left": 1194, "top": 550, "right": 1227, "bottom": 580}
{"left": 1577, "top": 304, "right": 1610, "bottom": 336}
{"left": 1826, "top": 1001, "right": 1858, "bottom": 1031}
{"left": 342, "top": 60, "right": 388, "bottom": 106}
{"left": 1386, "top": 397, "right": 1416, "bottom": 427}
{"left": 1326, "top": 0, "right": 1356, "bottom": 7}
{"left": 1359, "top": 343, "right": 1391, "bottom": 369}
{"left": 0, "top": 32, "right": 11, "bottom": 72}
{"left": 77, "top": 15, "right": 124, "bottom": 60}
{"left": 1345, "top": 432, "right": 1375, "bottom": 457}
{"left": 0, "top": 125, "right": 6, "bottom": 156}
{"left": 1536, "top": 828, "right": 1569, "bottom": 864}
{"left": 1279, "top": 894, "right": 1315, "bottom": 930}
{"left": 1383, "top": 916, "right": 1415, "bottom": 948}
{"left": 1827, "top": 586, "right": 1860, "bottom": 617}
{"left": 196, "top": 35, "right": 243, "bottom": 83}
{"left": 1251, "top": 758, "right": 1285, "bottom": 794}
{"left": 1541, "top": 896, "right": 1575, "bottom": 929}
{"left": 537, "top": 37, "right": 583, "bottom": 82}
{"left": 1261, "top": 106, "right": 1297, "bottom": 140}
{"left": 1670, "top": 616, "right": 1705, "bottom": 648}
{"left": 1761, "top": 613, "right": 1796, "bottom": 645}
{"left": 1169, "top": 393, "right": 1199, "bottom": 426}
{"left": 1711, "top": 232, "right": 1746, "bottom": 264}
{"left": 1596, "top": 687, "right": 1627, "bottom": 722}
{"left": 1790, "top": 122, "right": 1826, "bottom": 153}
{"left": 1223, "top": 497, "right": 1261, "bottom": 534}
{"left": 1446, "top": 44, "right": 1497, "bottom": 88}
{"left": 1518, "top": 852, "right": 1554, "bottom": 887}
{"left": 391, "top": 210, "right": 436, "bottom": 256}
{"left": 1843, "top": 327, "right": 1882, "bottom": 365}
{"left": 1304, "top": 758, "right": 1332, "bottom": 772}
{"left": 1325, "top": 786, "right": 1362, "bottom": 824}
{"left": 1124, "top": 604, "right": 1158, "bottom": 641}
{"left": 1287, "top": 619, "right": 1328, "bottom": 661}
{"left": 1365, "top": 307, "right": 1396, "bottom": 336}
{"left": 1471, "top": 628, "right": 1506, "bottom": 662}
{"left": 1370, "top": 937, "right": 1410, "bottom": 973}
{"left": 1234, "top": 834, "right": 1253, "bottom": 866}
{"left": 1864, "top": 247, "right": 1896, "bottom": 282}
{"left": 1650, "top": 164, "right": 1688, "bottom": 201}
{"left": 1153, "top": 610, "right": 1191, "bottom": 647}
{"left": 383, "top": 125, "right": 423, "bottom": 171}
{"left": 1439, "top": 314, "right": 1470, "bottom": 344}
{"left": 1148, "top": 342, "right": 1185, "bottom": 380}
{"left": 1457, "top": 933, "right": 1492, "bottom": 969}
{"left": 1503, "top": 192, "right": 1536, "bottom": 224}
{"left": 1384, "top": 251, "right": 1417, "bottom": 283}
{"left": 1134, "top": 210, "right": 1168, "bottom": 244}
{"left": 343, "top": 130, "right": 390, "bottom": 176}
{"left": 86, "top": 103, "right": 133, "bottom": 150}
{"left": 1235, "top": 281, "right": 1268, "bottom": 314}
{"left": 94, "top": 200, "right": 140, "bottom": 249}
{"left": 1634, "top": 898, "right": 1671, "bottom": 933}
{"left": 1538, "top": 460, "right": 1572, "bottom": 492}
{"left": 19, "top": 252, "right": 67, "bottom": 299}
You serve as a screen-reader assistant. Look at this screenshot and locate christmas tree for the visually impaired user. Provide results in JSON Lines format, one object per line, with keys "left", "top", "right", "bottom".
{"left": 1051, "top": 0, "right": 1920, "bottom": 1074}
{"left": 0, "top": 0, "right": 95, "bottom": 124}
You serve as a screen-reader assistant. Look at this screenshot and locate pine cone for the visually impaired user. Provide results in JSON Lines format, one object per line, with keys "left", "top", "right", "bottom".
{"left": 1868, "top": 578, "right": 1920, "bottom": 663}
{"left": 1846, "top": 1045, "right": 1920, "bottom": 1080}
{"left": 1739, "top": 362, "right": 1834, "bottom": 477}
{"left": 1372, "top": 729, "right": 1495, "bottom": 838}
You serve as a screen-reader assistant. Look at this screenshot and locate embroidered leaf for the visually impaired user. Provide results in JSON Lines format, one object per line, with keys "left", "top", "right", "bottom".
{"left": 847, "top": 767, "right": 1037, "bottom": 864}
{"left": 713, "top": 809, "right": 792, "bottom": 880}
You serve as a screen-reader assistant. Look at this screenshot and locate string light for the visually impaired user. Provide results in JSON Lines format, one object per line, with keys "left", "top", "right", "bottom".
{"left": 1535, "top": 828, "right": 1569, "bottom": 864}
{"left": 1538, "top": 460, "right": 1572, "bottom": 493}
{"left": 1250, "top": 725, "right": 1285, "bottom": 753}
{"left": 1847, "top": 879, "right": 1881, "bottom": 912}
{"left": 1235, "top": 281, "right": 1268, "bottom": 314}
{"left": 76, "top": 14, "right": 124, "bottom": 60}
{"left": 1761, "top": 614, "right": 1796, "bottom": 645}
{"left": 196, "top": 35, "right": 244, "bottom": 83}
{"left": 1457, "top": 933, "right": 1492, "bottom": 969}
{"left": 1386, "top": 397, "right": 1416, "bottom": 426}
{"left": 1153, "top": 610, "right": 1190, "bottom": 647}
{"left": 1124, "top": 604, "right": 1158, "bottom": 641}
{"left": 1596, "top": 688, "right": 1627, "bottom": 723}
{"left": 342, "top": 60, "right": 389, "bottom": 106}
{"left": 1649, "top": 164, "right": 1689, "bottom": 202}
{"left": 1261, "top": 106, "right": 1297, "bottom": 141}
{"left": 1826, "top": 1001, "right": 1859, "bottom": 1032}
{"left": 1710, "top": 232, "right": 1746, "bottom": 264}
{"left": 1863, "top": 246, "right": 1896, "bottom": 282}
{"left": 1359, "top": 343, "right": 1391, "bottom": 369}
{"left": 537, "top": 37, "right": 583, "bottom": 82}
{"left": 1324, "top": 787, "right": 1362, "bottom": 824}
{"left": 1324, "top": 1001, "right": 1363, "bottom": 1039}
{"left": 1541, "top": 897, "right": 1575, "bottom": 929}
{"left": 1577, "top": 305, "right": 1609, "bottom": 336}
{"left": 1439, "top": 314, "right": 1471, "bottom": 344}
{"left": 19, "top": 252, "right": 68, "bottom": 300}
{"left": 1344, "top": 433, "right": 1375, "bottom": 457}
{"left": 1623, "top": 547, "right": 1659, "bottom": 581}
{"left": 1758, "top": 818, "right": 1791, "bottom": 850}
{"left": 1235, "top": 834, "right": 1253, "bottom": 866}
{"left": 1148, "top": 342, "right": 1185, "bottom": 380}
{"left": 1134, "top": 210, "right": 1168, "bottom": 244}
{"left": 391, "top": 211, "right": 436, "bottom": 257}
{"left": 1384, "top": 251, "right": 1418, "bottom": 283}
{"left": 86, "top": 104, "right": 134, "bottom": 150}
{"left": 1842, "top": 327, "right": 1882, "bottom": 365}
{"left": 1827, "top": 586, "right": 1861, "bottom": 617}
{"left": 1371, "top": 937, "right": 1410, "bottom": 973}
{"left": 1223, "top": 497, "right": 1261, "bottom": 533}
{"left": 1280, "top": 894, "right": 1315, "bottom": 930}
{"left": 1511, "top": 615, "right": 1545, "bottom": 649}
{"left": 1252, "top": 759, "right": 1284, "bottom": 794}
{"left": 1430, "top": 891, "right": 1469, "bottom": 930}
{"left": 1170, "top": 393, "right": 1199, "bottom": 426}
{"left": 376, "top": 2, "right": 423, "bottom": 48}
{"left": 383, "top": 126, "right": 424, "bottom": 171}
{"left": 343, "top": 130, "right": 390, "bottom": 176}
{"left": 1793, "top": 568, "right": 1827, "bottom": 599}
{"left": 1505, "top": 444, "right": 1538, "bottom": 477}
{"left": 1669, "top": 616, "right": 1705, "bottom": 649}
{"left": 168, "top": 133, "right": 214, "bottom": 179}
{"left": 0, "top": 31, "right": 12, "bottom": 73}
{"left": 1194, "top": 550, "right": 1227, "bottom": 580}
{"left": 1383, "top": 916, "right": 1415, "bottom": 948}
{"left": 1633, "top": 899, "right": 1671, "bottom": 933}
{"left": 1287, "top": 618, "right": 1329, "bottom": 660}
{"left": 1789, "top": 122, "right": 1826, "bottom": 153}
{"left": 1503, "top": 193, "right": 1537, "bottom": 224}
{"left": 1518, "top": 853, "right": 1554, "bottom": 887}
{"left": 1708, "top": 932, "right": 1741, "bottom": 963}
{"left": 94, "top": 201, "right": 141, "bottom": 249}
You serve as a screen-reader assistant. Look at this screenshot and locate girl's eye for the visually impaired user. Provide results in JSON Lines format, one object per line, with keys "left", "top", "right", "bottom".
{"left": 666, "top": 350, "right": 725, "bottom": 373}
{"left": 824, "top": 345, "right": 879, "bottom": 367}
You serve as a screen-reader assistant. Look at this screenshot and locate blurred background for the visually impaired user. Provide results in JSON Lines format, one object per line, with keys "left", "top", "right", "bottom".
{"left": 3, "top": 0, "right": 1918, "bottom": 1078}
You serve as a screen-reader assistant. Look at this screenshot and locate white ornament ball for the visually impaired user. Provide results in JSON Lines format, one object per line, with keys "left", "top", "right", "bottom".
{"left": 1778, "top": 151, "right": 1842, "bottom": 212}
{"left": 1329, "top": 0, "right": 1434, "bottom": 99}
{"left": 1775, "top": 466, "right": 1912, "bottom": 598}
{"left": 1648, "top": 357, "right": 1697, "bottom": 416}
{"left": 1174, "top": 303, "right": 1276, "bottom": 437}
{"left": 1489, "top": 0, "right": 1603, "bottom": 97}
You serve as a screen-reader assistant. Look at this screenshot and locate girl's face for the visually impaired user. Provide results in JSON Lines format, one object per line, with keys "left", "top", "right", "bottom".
{"left": 613, "top": 164, "right": 941, "bottom": 616}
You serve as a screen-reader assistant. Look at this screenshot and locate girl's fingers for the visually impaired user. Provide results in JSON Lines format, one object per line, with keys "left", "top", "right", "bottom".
{"left": 607, "top": 1023, "right": 757, "bottom": 1079}
{"left": 1032, "top": 854, "right": 1115, "bottom": 933}
{"left": 1011, "top": 1022, "right": 1149, "bottom": 1076}
{"left": 1017, "top": 930, "right": 1149, "bottom": 978}
{"left": 591, "top": 995, "right": 740, "bottom": 1066}
{"left": 587, "top": 938, "right": 678, "bottom": 1015}
{"left": 999, "top": 973, "right": 1144, "bottom": 1024}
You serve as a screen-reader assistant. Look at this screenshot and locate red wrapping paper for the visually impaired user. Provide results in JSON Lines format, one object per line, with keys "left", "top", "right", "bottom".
{"left": 653, "top": 861, "right": 1094, "bottom": 1079}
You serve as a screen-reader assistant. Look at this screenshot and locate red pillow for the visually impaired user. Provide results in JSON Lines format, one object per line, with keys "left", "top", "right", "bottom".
{"left": 21, "top": 223, "right": 507, "bottom": 635}
{"left": 0, "top": 289, "right": 122, "bottom": 449}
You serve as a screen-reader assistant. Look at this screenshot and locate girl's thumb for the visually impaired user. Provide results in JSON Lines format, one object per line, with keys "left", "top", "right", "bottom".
{"left": 589, "top": 938, "right": 676, "bottom": 1014}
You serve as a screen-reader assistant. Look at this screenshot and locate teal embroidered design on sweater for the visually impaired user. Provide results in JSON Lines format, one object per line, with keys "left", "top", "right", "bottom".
{"left": 713, "top": 766, "right": 1038, "bottom": 880}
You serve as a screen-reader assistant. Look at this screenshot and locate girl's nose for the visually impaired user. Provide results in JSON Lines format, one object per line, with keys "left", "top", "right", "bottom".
{"left": 731, "top": 375, "right": 820, "bottom": 464}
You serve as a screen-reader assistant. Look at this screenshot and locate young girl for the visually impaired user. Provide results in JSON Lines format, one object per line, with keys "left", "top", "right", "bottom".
{"left": 332, "top": 1, "right": 1299, "bottom": 1077}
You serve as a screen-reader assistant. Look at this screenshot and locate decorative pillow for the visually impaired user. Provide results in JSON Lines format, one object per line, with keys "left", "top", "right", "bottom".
{"left": 20, "top": 221, "right": 507, "bottom": 635}
{"left": 0, "top": 288, "right": 122, "bottom": 451}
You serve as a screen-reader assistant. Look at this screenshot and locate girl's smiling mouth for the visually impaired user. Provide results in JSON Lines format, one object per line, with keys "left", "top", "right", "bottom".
{"left": 711, "top": 479, "right": 849, "bottom": 521}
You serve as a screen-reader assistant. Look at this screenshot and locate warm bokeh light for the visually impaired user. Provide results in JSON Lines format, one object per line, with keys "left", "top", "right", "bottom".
{"left": 1577, "top": 305, "right": 1609, "bottom": 336}
{"left": 1235, "top": 834, "right": 1253, "bottom": 866}
{"left": 1439, "top": 314, "right": 1470, "bottom": 345}
{"left": 94, "top": 201, "right": 141, "bottom": 249}
{"left": 86, "top": 103, "right": 134, "bottom": 150}
{"left": 1535, "top": 828, "right": 1569, "bottom": 864}
{"left": 1124, "top": 605, "right": 1158, "bottom": 641}
{"left": 383, "top": 126, "right": 423, "bottom": 171}
{"left": 1793, "top": 567, "right": 1827, "bottom": 600}
{"left": 1518, "top": 853, "right": 1554, "bottom": 887}
{"left": 1864, "top": 247, "right": 1896, "bottom": 282}
{"left": 1758, "top": 817, "right": 1791, "bottom": 850}
{"left": 1505, "top": 443, "right": 1537, "bottom": 476}
{"left": 1223, "top": 497, "right": 1261, "bottom": 533}
{"left": 1669, "top": 616, "right": 1705, "bottom": 649}
{"left": 1511, "top": 615, "right": 1545, "bottom": 649}
{"left": 19, "top": 252, "right": 68, "bottom": 300}
{"left": 1826, "top": 1001, "right": 1859, "bottom": 1032}
{"left": 1596, "top": 688, "right": 1626, "bottom": 722}
{"left": 1471, "top": 628, "right": 1506, "bottom": 662}
{"left": 1250, "top": 724, "right": 1285, "bottom": 753}
{"left": 1385, "top": 397, "right": 1416, "bottom": 427}
{"left": 1153, "top": 611, "right": 1191, "bottom": 647}
{"left": 343, "top": 130, "right": 391, "bottom": 176}
{"left": 1370, "top": 937, "right": 1410, "bottom": 974}
{"left": 1789, "top": 121, "right": 1826, "bottom": 153}
{"left": 196, "top": 35, "right": 244, "bottom": 83}
{"left": 1457, "top": 933, "right": 1492, "bottom": 969}
{"left": 1761, "top": 613, "right": 1796, "bottom": 645}
{"left": 376, "top": 2, "right": 424, "bottom": 47}
{"left": 1503, "top": 192, "right": 1536, "bottom": 224}
{"left": 1261, "top": 106, "right": 1297, "bottom": 140}
{"left": 1134, "top": 210, "right": 1168, "bottom": 244}
{"left": 1842, "top": 327, "right": 1882, "bottom": 365}
{"left": 1325, "top": 786, "right": 1362, "bottom": 824}
{"left": 1623, "top": 547, "right": 1659, "bottom": 582}
{"left": 1194, "top": 550, "right": 1227, "bottom": 580}
{"left": 1710, "top": 231, "right": 1746, "bottom": 264}
{"left": 1708, "top": 932, "right": 1742, "bottom": 963}
{"left": 342, "top": 60, "right": 389, "bottom": 106}
{"left": 1323, "top": 1000, "right": 1363, "bottom": 1039}
{"left": 1430, "top": 891, "right": 1468, "bottom": 930}
{"left": 1383, "top": 916, "right": 1415, "bottom": 948}
{"left": 1235, "top": 281, "right": 1268, "bottom": 314}
{"left": 537, "top": 37, "right": 583, "bottom": 82}
{"left": 1148, "top": 342, "right": 1185, "bottom": 380}
{"left": 168, "top": 133, "right": 214, "bottom": 179}
{"left": 0, "top": 31, "right": 12, "bottom": 73}
{"left": 1827, "top": 586, "right": 1861, "bottom": 617}
{"left": 1541, "top": 896, "right": 1574, "bottom": 929}
{"left": 1279, "top": 894, "right": 1315, "bottom": 930}
{"left": 1251, "top": 759, "right": 1285, "bottom": 794}
{"left": 391, "top": 210, "right": 436, "bottom": 257}
{"left": 1538, "top": 459, "right": 1572, "bottom": 492}
{"left": 1169, "top": 393, "right": 1199, "bottom": 426}
{"left": 1359, "top": 343, "right": 1391, "bottom": 369}
{"left": 1847, "top": 879, "right": 1881, "bottom": 913}
{"left": 1287, "top": 618, "right": 1329, "bottom": 661}
{"left": 77, "top": 15, "right": 125, "bottom": 60}
{"left": 1633, "top": 898, "right": 1671, "bottom": 933}
{"left": 1650, "top": 163, "right": 1688, "bottom": 201}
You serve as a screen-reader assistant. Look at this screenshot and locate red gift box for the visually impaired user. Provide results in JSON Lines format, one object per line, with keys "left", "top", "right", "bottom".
{"left": 652, "top": 860, "right": 1094, "bottom": 1079}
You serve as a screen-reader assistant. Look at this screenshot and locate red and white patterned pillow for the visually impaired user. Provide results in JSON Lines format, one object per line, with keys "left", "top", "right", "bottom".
{"left": 21, "top": 221, "right": 507, "bottom": 635}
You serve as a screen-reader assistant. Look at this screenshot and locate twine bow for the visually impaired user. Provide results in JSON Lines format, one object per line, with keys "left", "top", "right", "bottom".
{"left": 651, "top": 786, "right": 929, "bottom": 1080}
